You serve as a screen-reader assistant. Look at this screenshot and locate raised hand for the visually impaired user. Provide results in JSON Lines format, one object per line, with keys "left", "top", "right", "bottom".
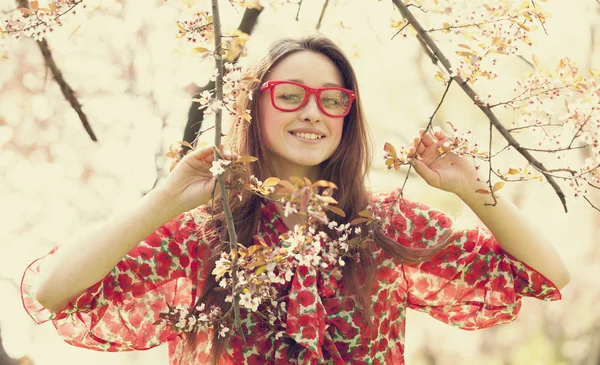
{"left": 158, "top": 145, "right": 238, "bottom": 214}
{"left": 407, "top": 127, "right": 482, "bottom": 196}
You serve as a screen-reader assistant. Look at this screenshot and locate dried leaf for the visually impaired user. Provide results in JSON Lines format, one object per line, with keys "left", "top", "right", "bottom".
{"left": 327, "top": 206, "right": 346, "bottom": 217}
{"left": 237, "top": 155, "right": 258, "bottom": 163}
{"left": 383, "top": 142, "right": 397, "bottom": 158}
{"left": 457, "top": 43, "right": 471, "bottom": 49}
{"left": 31, "top": 1, "right": 39, "bottom": 11}
{"left": 475, "top": 189, "right": 491, "bottom": 195}
{"left": 350, "top": 217, "right": 369, "bottom": 225}
{"left": 321, "top": 196, "right": 339, "bottom": 204}
{"left": 278, "top": 179, "right": 296, "bottom": 192}
{"left": 358, "top": 209, "right": 372, "bottom": 218}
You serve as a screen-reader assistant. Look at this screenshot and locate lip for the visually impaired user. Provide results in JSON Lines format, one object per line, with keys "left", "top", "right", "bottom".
{"left": 288, "top": 132, "right": 326, "bottom": 143}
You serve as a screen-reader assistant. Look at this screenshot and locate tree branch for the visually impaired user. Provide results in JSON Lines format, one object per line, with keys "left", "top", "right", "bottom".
{"left": 316, "top": 0, "right": 329, "bottom": 30}
{"left": 182, "top": 6, "right": 262, "bottom": 153}
{"left": 391, "top": 0, "right": 568, "bottom": 213}
{"left": 15, "top": 0, "right": 96, "bottom": 141}
{"left": 211, "top": 0, "right": 244, "bottom": 342}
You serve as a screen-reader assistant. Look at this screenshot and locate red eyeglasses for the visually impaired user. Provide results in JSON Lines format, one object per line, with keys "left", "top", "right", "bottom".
{"left": 260, "top": 80, "right": 356, "bottom": 118}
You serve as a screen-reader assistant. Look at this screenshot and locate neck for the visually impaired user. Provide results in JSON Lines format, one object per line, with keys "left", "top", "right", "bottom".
{"left": 264, "top": 157, "right": 322, "bottom": 183}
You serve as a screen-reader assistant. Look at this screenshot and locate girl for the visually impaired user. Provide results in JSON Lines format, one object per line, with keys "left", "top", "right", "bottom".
{"left": 21, "top": 35, "right": 570, "bottom": 364}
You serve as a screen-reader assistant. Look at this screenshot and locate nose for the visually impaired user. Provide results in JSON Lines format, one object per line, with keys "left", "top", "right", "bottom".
{"left": 299, "top": 93, "right": 322, "bottom": 122}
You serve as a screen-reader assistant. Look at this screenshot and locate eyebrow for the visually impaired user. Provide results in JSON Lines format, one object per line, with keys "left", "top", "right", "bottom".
{"left": 286, "top": 79, "right": 342, "bottom": 88}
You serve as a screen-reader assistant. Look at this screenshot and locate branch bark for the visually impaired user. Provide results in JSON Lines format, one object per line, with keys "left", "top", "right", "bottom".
{"left": 182, "top": 6, "right": 262, "bottom": 152}
{"left": 391, "top": 0, "right": 568, "bottom": 213}
{"left": 15, "top": 0, "right": 96, "bottom": 141}
{"left": 210, "top": 0, "right": 244, "bottom": 341}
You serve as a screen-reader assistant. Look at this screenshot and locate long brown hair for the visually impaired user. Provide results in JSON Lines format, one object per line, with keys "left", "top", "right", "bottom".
{"left": 184, "top": 35, "right": 451, "bottom": 363}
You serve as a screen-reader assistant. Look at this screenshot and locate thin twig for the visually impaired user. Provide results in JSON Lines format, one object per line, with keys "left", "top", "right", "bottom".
{"left": 391, "top": 0, "right": 568, "bottom": 213}
{"left": 316, "top": 0, "right": 329, "bottom": 30}
{"left": 295, "top": 0, "right": 303, "bottom": 21}
{"left": 391, "top": 78, "right": 454, "bottom": 215}
{"left": 530, "top": 0, "right": 548, "bottom": 35}
{"left": 211, "top": 0, "right": 244, "bottom": 344}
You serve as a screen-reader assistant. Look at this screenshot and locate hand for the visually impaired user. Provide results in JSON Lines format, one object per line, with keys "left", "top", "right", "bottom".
{"left": 157, "top": 145, "right": 238, "bottom": 214}
{"left": 407, "top": 127, "right": 481, "bottom": 196}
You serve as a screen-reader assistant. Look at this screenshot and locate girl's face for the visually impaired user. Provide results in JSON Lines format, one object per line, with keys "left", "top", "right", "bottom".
{"left": 258, "top": 51, "right": 346, "bottom": 180}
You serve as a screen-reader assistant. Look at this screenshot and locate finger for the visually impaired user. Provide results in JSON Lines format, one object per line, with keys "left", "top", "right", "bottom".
{"left": 410, "top": 156, "right": 437, "bottom": 186}
{"left": 432, "top": 126, "right": 445, "bottom": 138}
{"left": 417, "top": 128, "right": 436, "bottom": 147}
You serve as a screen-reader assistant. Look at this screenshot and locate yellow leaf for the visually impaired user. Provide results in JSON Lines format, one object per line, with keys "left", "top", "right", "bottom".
{"left": 492, "top": 181, "right": 505, "bottom": 192}
{"left": 176, "top": 22, "right": 186, "bottom": 31}
{"left": 458, "top": 43, "right": 472, "bottom": 49}
{"left": 247, "top": 245, "right": 264, "bottom": 257}
{"left": 255, "top": 265, "right": 267, "bottom": 276}
{"left": 434, "top": 71, "right": 445, "bottom": 83}
{"left": 290, "top": 176, "right": 305, "bottom": 186}
{"left": 456, "top": 51, "right": 474, "bottom": 57}
{"left": 532, "top": 53, "right": 540, "bottom": 69}
{"left": 278, "top": 179, "right": 296, "bottom": 192}
{"left": 263, "top": 177, "right": 280, "bottom": 187}
{"left": 391, "top": 20, "right": 405, "bottom": 28}
{"left": 508, "top": 168, "right": 521, "bottom": 175}
{"left": 31, "top": 1, "right": 39, "bottom": 11}
{"left": 192, "top": 47, "right": 211, "bottom": 54}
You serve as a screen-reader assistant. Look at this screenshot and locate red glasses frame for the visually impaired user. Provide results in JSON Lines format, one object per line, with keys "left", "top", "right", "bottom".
{"left": 260, "top": 80, "right": 356, "bottom": 118}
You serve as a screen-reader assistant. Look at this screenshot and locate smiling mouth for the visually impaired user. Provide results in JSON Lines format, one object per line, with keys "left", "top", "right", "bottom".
{"left": 289, "top": 132, "right": 326, "bottom": 140}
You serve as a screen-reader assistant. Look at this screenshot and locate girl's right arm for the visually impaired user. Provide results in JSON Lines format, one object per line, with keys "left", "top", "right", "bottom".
{"left": 33, "top": 188, "right": 183, "bottom": 313}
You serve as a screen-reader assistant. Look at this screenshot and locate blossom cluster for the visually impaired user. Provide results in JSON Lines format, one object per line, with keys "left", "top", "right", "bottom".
{"left": 155, "top": 303, "right": 224, "bottom": 336}
{"left": 176, "top": 11, "right": 213, "bottom": 44}
{"left": 399, "top": 0, "right": 550, "bottom": 85}
{"left": 208, "top": 183, "right": 369, "bottom": 333}
{"left": 1, "top": 0, "right": 84, "bottom": 41}
{"left": 192, "top": 62, "right": 255, "bottom": 126}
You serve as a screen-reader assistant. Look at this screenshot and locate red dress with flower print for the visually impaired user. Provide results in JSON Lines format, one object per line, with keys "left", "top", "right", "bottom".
{"left": 20, "top": 188, "right": 561, "bottom": 364}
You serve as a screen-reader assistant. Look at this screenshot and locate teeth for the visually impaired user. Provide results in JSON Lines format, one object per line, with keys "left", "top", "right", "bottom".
{"left": 292, "top": 132, "right": 323, "bottom": 140}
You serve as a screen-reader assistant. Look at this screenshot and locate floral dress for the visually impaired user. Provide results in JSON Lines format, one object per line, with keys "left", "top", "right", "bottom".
{"left": 20, "top": 188, "right": 561, "bottom": 364}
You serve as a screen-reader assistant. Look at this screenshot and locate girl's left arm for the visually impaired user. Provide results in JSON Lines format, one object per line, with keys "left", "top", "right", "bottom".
{"left": 456, "top": 181, "right": 571, "bottom": 290}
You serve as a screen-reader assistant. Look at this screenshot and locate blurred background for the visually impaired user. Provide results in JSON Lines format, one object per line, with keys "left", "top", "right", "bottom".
{"left": 0, "top": 0, "right": 598, "bottom": 364}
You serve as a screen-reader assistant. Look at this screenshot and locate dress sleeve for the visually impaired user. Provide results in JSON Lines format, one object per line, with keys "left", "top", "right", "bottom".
{"left": 20, "top": 207, "right": 215, "bottom": 351}
{"left": 372, "top": 188, "right": 562, "bottom": 330}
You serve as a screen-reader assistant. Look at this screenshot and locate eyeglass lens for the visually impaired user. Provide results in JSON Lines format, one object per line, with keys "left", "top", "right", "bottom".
{"left": 272, "top": 83, "right": 351, "bottom": 116}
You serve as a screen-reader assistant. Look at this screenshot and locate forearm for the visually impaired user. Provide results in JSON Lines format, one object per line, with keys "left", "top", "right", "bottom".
{"left": 457, "top": 182, "right": 571, "bottom": 290}
{"left": 34, "top": 188, "right": 183, "bottom": 313}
